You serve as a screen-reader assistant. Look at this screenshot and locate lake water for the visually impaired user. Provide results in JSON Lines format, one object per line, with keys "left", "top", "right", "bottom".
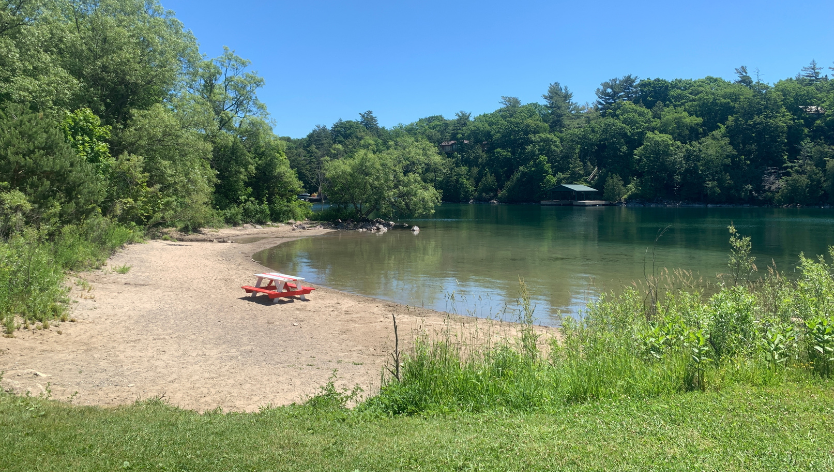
{"left": 253, "top": 204, "right": 834, "bottom": 325}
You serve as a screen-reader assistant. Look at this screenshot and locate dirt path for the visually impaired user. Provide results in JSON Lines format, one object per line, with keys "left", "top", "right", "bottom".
{"left": 0, "top": 225, "right": 541, "bottom": 412}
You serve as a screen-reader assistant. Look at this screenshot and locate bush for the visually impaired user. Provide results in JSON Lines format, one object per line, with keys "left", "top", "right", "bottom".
{"left": 308, "top": 206, "right": 362, "bottom": 222}
{"left": 0, "top": 217, "right": 140, "bottom": 335}
{"left": 241, "top": 198, "right": 270, "bottom": 225}
{"left": 0, "top": 231, "right": 66, "bottom": 334}
{"left": 269, "top": 199, "right": 311, "bottom": 222}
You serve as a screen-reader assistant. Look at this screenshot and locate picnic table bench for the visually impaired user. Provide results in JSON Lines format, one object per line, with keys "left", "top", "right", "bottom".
{"left": 242, "top": 272, "right": 315, "bottom": 303}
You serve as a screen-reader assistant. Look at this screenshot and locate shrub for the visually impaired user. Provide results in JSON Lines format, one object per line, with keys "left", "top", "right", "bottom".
{"left": 0, "top": 217, "right": 139, "bottom": 335}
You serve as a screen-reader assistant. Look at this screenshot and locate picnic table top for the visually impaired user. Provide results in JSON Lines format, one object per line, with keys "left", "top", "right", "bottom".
{"left": 254, "top": 272, "right": 305, "bottom": 282}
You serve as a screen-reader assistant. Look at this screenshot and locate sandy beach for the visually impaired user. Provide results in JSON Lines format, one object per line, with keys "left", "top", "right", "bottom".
{"left": 0, "top": 225, "right": 542, "bottom": 412}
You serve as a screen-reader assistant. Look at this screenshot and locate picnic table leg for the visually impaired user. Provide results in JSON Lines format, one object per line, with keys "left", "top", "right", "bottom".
{"left": 273, "top": 280, "right": 287, "bottom": 304}
{"left": 252, "top": 276, "right": 264, "bottom": 298}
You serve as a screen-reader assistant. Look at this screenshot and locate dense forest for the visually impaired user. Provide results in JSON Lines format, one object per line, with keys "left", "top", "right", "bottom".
{"left": 1, "top": 0, "right": 309, "bottom": 233}
{"left": 286, "top": 64, "right": 834, "bottom": 210}
{"left": 4, "top": 0, "right": 834, "bottom": 236}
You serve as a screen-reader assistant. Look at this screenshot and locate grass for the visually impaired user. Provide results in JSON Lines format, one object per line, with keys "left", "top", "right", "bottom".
{"left": 113, "top": 264, "right": 131, "bottom": 274}
{"left": 2, "top": 225, "right": 833, "bottom": 469}
{"left": 0, "top": 216, "right": 141, "bottom": 335}
{"left": 0, "top": 381, "right": 832, "bottom": 471}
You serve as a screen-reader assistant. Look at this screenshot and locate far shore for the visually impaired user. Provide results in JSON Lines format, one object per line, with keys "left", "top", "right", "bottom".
{"left": 0, "top": 224, "right": 551, "bottom": 412}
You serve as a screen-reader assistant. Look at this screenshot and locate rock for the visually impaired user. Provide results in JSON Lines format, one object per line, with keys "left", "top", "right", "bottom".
{"left": 489, "top": 199, "right": 499, "bottom": 205}
{"left": 242, "top": 223, "right": 254, "bottom": 229}
{"left": 411, "top": 226, "right": 420, "bottom": 232}
{"left": 254, "top": 225, "right": 263, "bottom": 229}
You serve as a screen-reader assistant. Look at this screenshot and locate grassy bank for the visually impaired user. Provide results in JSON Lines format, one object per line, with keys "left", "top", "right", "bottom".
{"left": 3, "top": 226, "right": 834, "bottom": 470}
{"left": 1, "top": 216, "right": 141, "bottom": 335}
{"left": 1, "top": 381, "right": 832, "bottom": 471}
{"left": 360, "top": 228, "right": 834, "bottom": 415}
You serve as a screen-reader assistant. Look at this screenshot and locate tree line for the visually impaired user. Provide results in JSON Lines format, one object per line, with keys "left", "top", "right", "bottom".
{"left": 286, "top": 62, "right": 834, "bottom": 212}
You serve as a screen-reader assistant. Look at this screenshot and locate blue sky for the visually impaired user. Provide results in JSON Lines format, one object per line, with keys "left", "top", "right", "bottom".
{"left": 162, "top": 0, "right": 834, "bottom": 138}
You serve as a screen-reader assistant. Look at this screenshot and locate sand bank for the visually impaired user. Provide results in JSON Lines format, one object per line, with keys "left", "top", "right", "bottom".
{"left": 0, "top": 225, "right": 543, "bottom": 411}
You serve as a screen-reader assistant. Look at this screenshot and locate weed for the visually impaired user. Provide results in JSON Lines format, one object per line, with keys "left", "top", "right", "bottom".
{"left": 304, "top": 371, "right": 363, "bottom": 411}
{"left": 0, "top": 218, "right": 138, "bottom": 330}
{"left": 113, "top": 264, "right": 131, "bottom": 274}
{"left": 727, "top": 223, "right": 757, "bottom": 285}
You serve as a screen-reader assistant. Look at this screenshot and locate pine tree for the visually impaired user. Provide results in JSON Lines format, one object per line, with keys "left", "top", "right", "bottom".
{"left": 0, "top": 103, "right": 103, "bottom": 224}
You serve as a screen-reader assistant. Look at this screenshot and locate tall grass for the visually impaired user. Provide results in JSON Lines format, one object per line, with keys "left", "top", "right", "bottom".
{"left": 1, "top": 216, "right": 140, "bottom": 335}
{"left": 364, "top": 231, "right": 834, "bottom": 415}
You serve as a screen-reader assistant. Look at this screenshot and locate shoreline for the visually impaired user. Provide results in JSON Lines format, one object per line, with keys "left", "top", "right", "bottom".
{"left": 0, "top": 224, "right": 546, "bottom": 412}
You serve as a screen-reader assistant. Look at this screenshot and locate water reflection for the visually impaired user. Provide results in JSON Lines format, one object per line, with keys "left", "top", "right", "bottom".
{"left": 254, "top": 205, "right": 834, "bottom": 325}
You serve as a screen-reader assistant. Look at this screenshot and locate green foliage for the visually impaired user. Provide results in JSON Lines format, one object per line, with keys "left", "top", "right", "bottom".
{"left": 303, "top": 372, "right": 363, "bottom": 412}
{"left": 0, "top": 230, "right": 66, "bottom": 334}
{"left": 307, "top": 205, "right": 362, "bottom": 222}
{"left": 806, "top": 316, "right": 834, "bottom": 376}
{"left": 324, "top": 138, "right": 442, "bottom": 218}
{"left": 0, "top": 189, "right": 31, "bottom": 238}
{"left": 595, "top": 74, "right": 640, "bottom": 115}
{"left": 679, "top": 129, "right": 736, "bottom": 202}
{"left": 61, "top": 108, "right": 113, "bottom": 176}
{"left": 437, "top": 164, "right": 474, "bottom": 202}
{"left": 602, "top": 173, "right": 626, "bottom": 201}
{"left": 116, "top": 104, "right": 215, "bottom": 227}
{"left": 727, "top": 224, "right": 757, "bottom": 285}
{"left": 0, "top": 103, "right": 103, "bottom": 225}
{"left": 286, "top": 61, "right": 834, "bottom": 206}
{"left": 498, "top": 155, "right": 555, "bottom": 202}
{"left": 0, "top": 215, "right": 138, "bottom": 335}
{"left": 634, "top": 132, "right": 683, "bottom": 200}
{"left": 49, "top": 0, "right": 200, "bottom": 126}
{"left": 475, "top": 172, "right": 498, "bottom": 201}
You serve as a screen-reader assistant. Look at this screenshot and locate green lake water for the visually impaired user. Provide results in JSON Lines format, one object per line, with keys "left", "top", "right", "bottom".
{"left": 253, "top": 204, "right": 834, "bottom": 325}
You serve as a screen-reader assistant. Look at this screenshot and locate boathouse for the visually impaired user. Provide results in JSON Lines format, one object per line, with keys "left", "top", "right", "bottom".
{"left": 541, "top": 184, "right": 609, "bottom": 206}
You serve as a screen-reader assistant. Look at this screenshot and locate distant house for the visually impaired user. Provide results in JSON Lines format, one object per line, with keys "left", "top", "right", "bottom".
{"left": 799, "top": 105, "right": 826, "bottom": 114}
{"left": 439, "top": 140, "right": 469, "bottom": 153}
{"left": 542, "top": 184, "right": 609, "bottom": 206}
{"left": 544, "top": 184, "right": 599, "bottom": 201}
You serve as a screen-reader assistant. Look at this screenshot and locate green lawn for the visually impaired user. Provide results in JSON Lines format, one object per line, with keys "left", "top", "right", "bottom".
{"left": 2, "top": 381, "right": 832, "bottom": 471}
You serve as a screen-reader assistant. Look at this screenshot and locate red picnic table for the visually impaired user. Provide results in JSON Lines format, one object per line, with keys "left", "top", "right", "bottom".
{"left": 241, "top": 272, "right": 315, "bottom": 303}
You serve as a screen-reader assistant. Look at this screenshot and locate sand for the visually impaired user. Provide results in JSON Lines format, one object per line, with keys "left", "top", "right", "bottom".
{"left": 0, "top": 225, "right": 545, "bottom": 412}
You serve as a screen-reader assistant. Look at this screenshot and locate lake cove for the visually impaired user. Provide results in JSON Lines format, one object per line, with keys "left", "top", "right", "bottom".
{"left": 254, "top": 204, "right": 834, "bottom": 325}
